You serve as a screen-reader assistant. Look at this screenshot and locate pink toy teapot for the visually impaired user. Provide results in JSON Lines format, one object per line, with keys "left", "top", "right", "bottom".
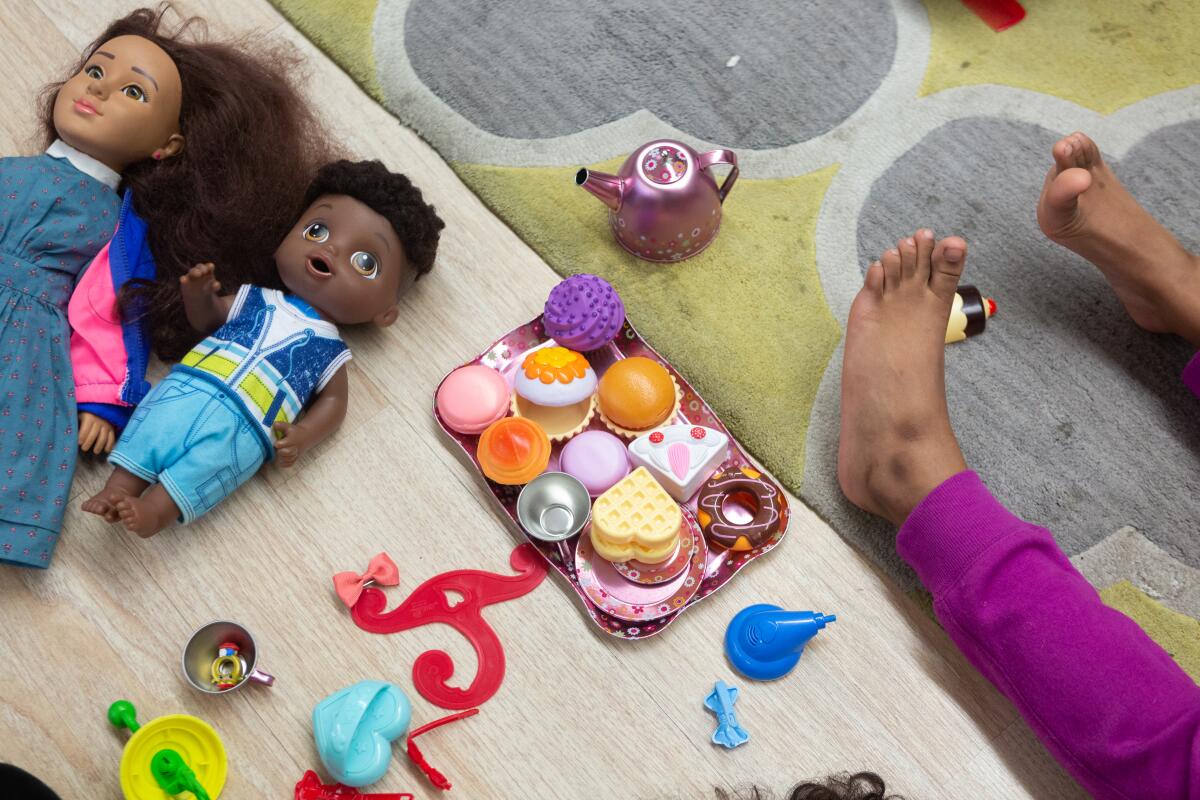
{"left": 576, "top": 140, "right": 738, "bottom": 263}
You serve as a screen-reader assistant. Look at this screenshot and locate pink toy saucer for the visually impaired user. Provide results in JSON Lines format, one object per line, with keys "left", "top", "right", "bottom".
{"left": 575, "top": 511, "right": 706, "bottom": 622}
{"left": 611, "top": 519, "right": 697, "bottom": 585}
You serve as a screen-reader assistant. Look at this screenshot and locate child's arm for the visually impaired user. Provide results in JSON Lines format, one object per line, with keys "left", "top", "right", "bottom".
{"left": 180, "top": 262, "right": 235, "bottom": 334}
{"left": 272, "top": 364, "right": 350, "bottom": 468}
{"left": 899, "top": 471, "right": 1200, "bottom": 800}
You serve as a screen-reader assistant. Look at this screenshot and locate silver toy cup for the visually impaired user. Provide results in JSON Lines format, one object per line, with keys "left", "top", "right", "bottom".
{"left": 182, "top": 620, "right": 275, "bottom": 694}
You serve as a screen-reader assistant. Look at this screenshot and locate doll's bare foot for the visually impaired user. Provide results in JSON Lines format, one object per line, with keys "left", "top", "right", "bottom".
{"left": 82, "top": 491, "right": 129, "bottom": 523}
{"left": 116, "top": 485, "right": 179, "bottom": 538}
{"left": 1037, "top": 132, "right": 1200, "bottom": 346}
{"left": 838, "top": 230, "right": 970, "bottom": 526}
{"left": 83, "top": 468, "right": 151, "bottom": 523}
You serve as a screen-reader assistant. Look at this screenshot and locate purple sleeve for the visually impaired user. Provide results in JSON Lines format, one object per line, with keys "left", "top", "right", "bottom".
{"left": 1185, "top": 352, "right": 1200, "bottom": 399}
{"left": 898, "top": 471, "right": 1200, "bottom": 800}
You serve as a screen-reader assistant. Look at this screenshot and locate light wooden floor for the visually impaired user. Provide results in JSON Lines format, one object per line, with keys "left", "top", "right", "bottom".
{"left": 0, "top": 2, "right": 1088, "bottom": 798}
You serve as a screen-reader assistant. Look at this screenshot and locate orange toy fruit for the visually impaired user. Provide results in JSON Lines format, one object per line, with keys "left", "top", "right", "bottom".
{"left": 477, "top": 417, "right": 551, "bottom": 485}
{"left": 598, "top": 357, "right": 677, "bottom": 431}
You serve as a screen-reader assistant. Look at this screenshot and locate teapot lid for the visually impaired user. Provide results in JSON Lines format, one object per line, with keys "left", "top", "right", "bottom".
{"left": 639, "top": 143, "right": 690, "bottom": 185}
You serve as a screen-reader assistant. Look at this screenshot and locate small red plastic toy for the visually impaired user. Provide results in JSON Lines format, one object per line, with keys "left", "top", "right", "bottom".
{"left": 960, "top": 0, "right": 1025, "bottom": 31}
{"left": 294, "top": 771, "right": 412, "bottom": 799}
{"left": 348, "top": 543, "right": 547, "bottom": 709}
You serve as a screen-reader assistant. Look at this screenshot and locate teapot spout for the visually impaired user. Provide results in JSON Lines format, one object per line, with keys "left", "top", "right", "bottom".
{"left": 575, "top": 168, "right": 622, "bottom": 211}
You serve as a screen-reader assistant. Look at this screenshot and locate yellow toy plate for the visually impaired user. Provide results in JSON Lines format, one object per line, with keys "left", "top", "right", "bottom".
{"left": 120, "top": 714, "right": 226, "bottom": 799}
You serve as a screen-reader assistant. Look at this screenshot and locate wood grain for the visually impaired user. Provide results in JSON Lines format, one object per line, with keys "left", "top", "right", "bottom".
{"left": 0, "top": 1, "right": 1086, "bottom": 797}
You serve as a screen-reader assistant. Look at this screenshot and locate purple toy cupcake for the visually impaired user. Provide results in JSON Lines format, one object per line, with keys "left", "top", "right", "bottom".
{"left": 543, "top": 274, "right": 626, "bottom": 352}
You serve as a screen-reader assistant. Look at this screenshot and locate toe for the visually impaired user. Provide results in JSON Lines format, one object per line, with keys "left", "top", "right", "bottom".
{"left": 1072, "top": 132, "right": 1102, "bottom": 168}
{"left": 913, "top": 229, "right": 935, "bottom": 280}
{"left": 898, "top": 237, "right": 917, "bottom": 280}
{"left": 1052, "top": 136, "right": 1076, "bottom": 174}
{"left": 864, "top": 261, "right": 884, "bottom": 294}
{"left": 1047, "top": 168, "right": 1092, "bottom": 212}
{"left": 881, "top": 248, "right": 901, "bottom": 289}
{"left": 1038, "top": 167, "right": 1092, "bottom": 239}
{"left": 929, "top": 237, "right": 967, "bottom": 302}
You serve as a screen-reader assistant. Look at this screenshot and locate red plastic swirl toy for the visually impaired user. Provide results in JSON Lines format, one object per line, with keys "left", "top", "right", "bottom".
{"left": 350, "top": 543, "right": 548, "bottom": 709}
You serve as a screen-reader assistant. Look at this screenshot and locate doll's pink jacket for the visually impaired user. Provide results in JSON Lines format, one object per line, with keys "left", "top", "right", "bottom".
{"left": 68, "top": 190, "right": 155, "bottom": 430}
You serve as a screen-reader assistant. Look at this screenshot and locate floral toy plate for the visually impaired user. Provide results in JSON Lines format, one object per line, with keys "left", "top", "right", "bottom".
{"left": 433, "top": 315, "right": 790, "bottom": 640}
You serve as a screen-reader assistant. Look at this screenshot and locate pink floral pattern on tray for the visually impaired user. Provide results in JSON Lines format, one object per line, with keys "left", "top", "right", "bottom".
{"left": 434, "top": 315, "right": 791, "bottom": 640}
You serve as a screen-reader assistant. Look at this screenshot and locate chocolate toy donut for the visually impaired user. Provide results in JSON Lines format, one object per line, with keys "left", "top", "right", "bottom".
{"left": 696, "top": 466, "right": 787, "bottom": 551}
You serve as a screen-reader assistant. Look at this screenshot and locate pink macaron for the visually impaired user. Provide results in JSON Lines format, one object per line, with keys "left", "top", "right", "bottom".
{"left": 436, "top": 365, "right": 511, "bottom": 435}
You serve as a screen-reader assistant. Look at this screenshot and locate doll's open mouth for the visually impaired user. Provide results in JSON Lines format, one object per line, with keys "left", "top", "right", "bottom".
{"left": 306, "top": 256, "right": 334, "bottom": 279}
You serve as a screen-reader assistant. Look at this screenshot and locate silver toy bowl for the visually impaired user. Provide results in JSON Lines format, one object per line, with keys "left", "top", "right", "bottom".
{"left": 517, "top": 472, "right": 592, "bottom": 542}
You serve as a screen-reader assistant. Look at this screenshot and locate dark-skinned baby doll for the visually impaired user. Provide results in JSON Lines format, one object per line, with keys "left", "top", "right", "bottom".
{"left": 82, "top": 160, "right": 445, "bottom": 536}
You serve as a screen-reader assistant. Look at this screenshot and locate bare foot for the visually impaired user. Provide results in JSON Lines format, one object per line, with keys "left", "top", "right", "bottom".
{"left": 81, "top": 490, "right": 130, "bottom": 524}
{"left": 1037, "top": 131, "right": 1200, "bottom": 345}
{"left": 115, "top": 485, "right": 178, "bottom": 538}
{"left": 838, "top": 230, "right": 970, "bottom": 525}
{"left": 82, "top": 467, "right": 151, "bottom": 524}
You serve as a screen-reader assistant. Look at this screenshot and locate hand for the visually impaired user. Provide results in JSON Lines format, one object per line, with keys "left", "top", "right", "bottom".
{"left": 179, "top": 261, "right": 221, "bottom": 301}
{"left": 272, "top": 421, "right": 311, "bottom": 468}
{"left": 78, "top": 412, "right": 116, "bottom": 454}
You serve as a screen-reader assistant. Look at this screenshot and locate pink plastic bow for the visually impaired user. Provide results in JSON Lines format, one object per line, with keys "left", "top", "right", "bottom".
{"left": 334, "top": 553, "right": 400, "bottom": 608}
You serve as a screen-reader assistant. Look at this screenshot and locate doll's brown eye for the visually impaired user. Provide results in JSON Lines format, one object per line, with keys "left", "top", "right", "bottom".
{"left": 350, "top": 251, "right": 379, "bottom": 279}
{"left": 303, "top": 222, "right": 329, "bottom": 242}
{"left": 121, "top": 85, "right": 147, "bottom": 103}
{"left": 85, "top": 65, "right": 103, "bottom": 80}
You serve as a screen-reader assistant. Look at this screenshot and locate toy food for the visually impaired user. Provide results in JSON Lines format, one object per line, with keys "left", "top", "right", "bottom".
{"left": 560, "top": 430, "right": 631, "bottom": 496}
{"left": 696, "top": 466, "right": 787, "bottom": 551}
{"left": 510, "top": 346, "right": 597, "bottom": 441}
{"left": 945, "top": 285, "right": 997, "bottom": 344}
{"left": 515, "top": 346, "right": 597, "bottom": 406}
{"left": 590, "top": 467, "right": 681, "bottom": 564}
{"left": 436, "top": 365, "right": 511, "bottom": 434}
{"left": 628, "top": 424, "right": 729, "bottom": 502}
{"left": 543, "top": 274, "right": 626, "bottom": 351}
{"left": 597, "top": 356, "right": 680, "bottom": 436}
{"left": 477, "top": 417, "right": 551, "bottom": 485}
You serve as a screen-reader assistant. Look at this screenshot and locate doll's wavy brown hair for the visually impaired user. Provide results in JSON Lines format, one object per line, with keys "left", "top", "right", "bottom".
{"left": 38, "top": 4, "right": 338, "bottom": 359}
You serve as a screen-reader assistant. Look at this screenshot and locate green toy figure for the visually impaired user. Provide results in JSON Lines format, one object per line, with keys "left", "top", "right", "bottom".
{"left": 83, "top": 161, "right": 444, "bottom": 536}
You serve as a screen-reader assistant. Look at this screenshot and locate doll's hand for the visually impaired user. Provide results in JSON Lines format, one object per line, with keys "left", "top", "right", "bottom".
{"left": 272, "top": 422, "right": 311, "bottom": 468}
{"left": 78, "top": 412, "right": 116, "bottom": 454}
{"left": 180, "top": 261, "right": 221, "bottom": 300}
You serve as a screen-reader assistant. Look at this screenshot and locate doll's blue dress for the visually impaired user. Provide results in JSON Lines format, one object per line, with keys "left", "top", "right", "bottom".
{"left": 0, "top": 141, "right": 120, "bottom": 568}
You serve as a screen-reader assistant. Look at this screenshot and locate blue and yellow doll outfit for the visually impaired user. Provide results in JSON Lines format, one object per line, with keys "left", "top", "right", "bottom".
{"left": 109, "top": 285, "right": 351, "bottom": 523}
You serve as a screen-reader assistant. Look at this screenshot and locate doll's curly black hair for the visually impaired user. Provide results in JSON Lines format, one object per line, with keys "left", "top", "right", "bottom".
{"left": 301, "top": 159, "right": 445, "bottom": 282}
{"left": 714, "top": 773, "right": 904, "bottom": 800}
{"left": 38, "top": 4, "right": 338, "bottom": 360}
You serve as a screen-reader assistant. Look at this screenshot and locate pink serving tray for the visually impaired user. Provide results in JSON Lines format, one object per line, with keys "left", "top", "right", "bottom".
{"left": 434, "top": 315, "right": 789, "bottom": 640}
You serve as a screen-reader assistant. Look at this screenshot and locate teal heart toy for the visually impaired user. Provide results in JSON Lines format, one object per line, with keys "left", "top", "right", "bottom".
{"left": 312, "top": 680, "right": 478, "bottom": 791}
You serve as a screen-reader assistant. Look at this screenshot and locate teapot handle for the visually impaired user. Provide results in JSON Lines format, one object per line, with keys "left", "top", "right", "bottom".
{"left": 697, "top": 149, "right": 739, "bottom": 203}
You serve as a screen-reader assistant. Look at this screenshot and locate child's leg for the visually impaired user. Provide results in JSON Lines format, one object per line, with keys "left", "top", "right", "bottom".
{"left": 115, "top": 485, "right": 180, "bottom": 538}
{"left": 81, "top": 467, "right": 151, "bottom": 523}
{"left": 1037, "top": 131, "right": 1200, "bottom": 346}
{"left": 839, "top": 231, "right": 1200, "bottom": 800}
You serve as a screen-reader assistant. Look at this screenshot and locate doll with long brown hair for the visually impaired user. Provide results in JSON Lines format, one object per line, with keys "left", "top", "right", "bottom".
{"left": 0, "top": 5, "right": 333, "bottom": 568}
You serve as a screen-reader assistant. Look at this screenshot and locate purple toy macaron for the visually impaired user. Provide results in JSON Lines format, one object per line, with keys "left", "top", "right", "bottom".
{"left": 559, "top": 430, "right": 630, "bottom": 497}
{"left": 543, "top": 274, "right": 626, "bottom": 352}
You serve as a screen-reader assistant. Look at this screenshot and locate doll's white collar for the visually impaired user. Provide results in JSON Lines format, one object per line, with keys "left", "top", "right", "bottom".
{"left": 46, "top": 139, "right": 120, "bottom": 191}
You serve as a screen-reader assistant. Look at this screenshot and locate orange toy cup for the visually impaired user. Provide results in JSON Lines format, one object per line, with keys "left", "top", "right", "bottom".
{"left": 477, "top": 417, "right": 552, "bottom": 485}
